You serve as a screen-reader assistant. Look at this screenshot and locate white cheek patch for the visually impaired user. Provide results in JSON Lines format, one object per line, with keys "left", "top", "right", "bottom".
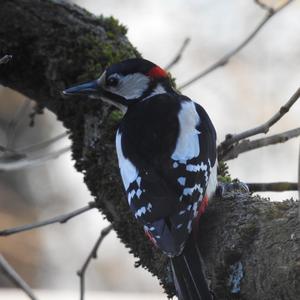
{"left": 115, "top": 131, "right": 138, "bottom": 190}
{"left": 171, "top": 101, "right": 201, "bottom": 161}
{"left": 110, "top": 73, "right": 150, "bottom": 100}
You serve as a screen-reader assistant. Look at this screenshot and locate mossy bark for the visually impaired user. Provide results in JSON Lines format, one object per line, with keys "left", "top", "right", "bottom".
{"left": 0, "top": 1, "right": 299, "bottom": 299}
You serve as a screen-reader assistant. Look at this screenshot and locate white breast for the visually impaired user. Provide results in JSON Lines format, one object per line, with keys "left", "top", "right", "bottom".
{"left": 171, "top": 101, "right": 200, "bottom": 161}
{"left": 115, "top": 131, "right": 138, "bottom": 190}
{"left": 206, "top": 159, "right": 218, "bottom": 199}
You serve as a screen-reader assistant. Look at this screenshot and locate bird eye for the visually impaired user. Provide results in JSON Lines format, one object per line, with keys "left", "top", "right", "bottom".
{"left": 107, "top": 76, "right": 119, "bottom": 87}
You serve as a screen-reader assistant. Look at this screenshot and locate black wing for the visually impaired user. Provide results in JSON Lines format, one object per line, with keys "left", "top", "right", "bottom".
{"left": 116, "top": 94, "right": 216, "bottom": 256}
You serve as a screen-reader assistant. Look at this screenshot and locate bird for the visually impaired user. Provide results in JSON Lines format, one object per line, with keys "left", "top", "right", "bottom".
{"left": 63, "top": 58, "right": 217, "bottom": 300}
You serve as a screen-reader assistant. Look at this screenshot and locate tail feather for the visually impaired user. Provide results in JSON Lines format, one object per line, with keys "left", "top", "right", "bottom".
{"left": 171, "top": 235, "right": 212, "bottom": 300}
{"left": 171, "top": 258, "right": 193, "bottom": 300}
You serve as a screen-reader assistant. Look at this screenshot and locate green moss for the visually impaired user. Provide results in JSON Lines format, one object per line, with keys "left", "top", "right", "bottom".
{"left": 97, "top": 15, "right": 127, "bottom": 37}
{"left": 72, "top": 14, "right": 140, "bottom": 83}
{"left": 109, "top": 109, "right": 124, "bottom": 123}
{"left": 218, "top": 160, "right": 231, "bottom": 180}
{"left": 218, "top": 175, "right": 232, "bottom": 183}
{"left": 106, "top": 109, "right": 124, "bottom": 133}
{"left": 167, "top": 72, "right": 177, "bottom": 89}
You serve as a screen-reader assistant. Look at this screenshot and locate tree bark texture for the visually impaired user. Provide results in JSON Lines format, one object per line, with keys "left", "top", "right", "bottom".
{"left": 0, "top": 1, "right": 299, "bottom": 299}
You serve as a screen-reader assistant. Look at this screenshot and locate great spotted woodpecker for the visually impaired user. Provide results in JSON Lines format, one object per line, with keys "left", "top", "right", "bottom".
{"left": 63, "top": 58, "right": 217, "bottom": 300}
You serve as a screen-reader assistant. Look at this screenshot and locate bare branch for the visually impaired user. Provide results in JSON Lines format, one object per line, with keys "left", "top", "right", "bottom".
{"left": 0, "top": 255, "right": 38, "bottom": 300}
{"left": 298, "top": 142, "right": 300, "bottom": 217}
{"left": 222, "top": 127, "right": 300, "bottom": 161}
{"left": 254, "top": 0, "right": 274, "bottom": 11}
{"left": 0, "top": 144, "right": 25, "bottom": 160}
{"left": 6, "top": 98, "right": 32, "bottom": 149}
{"left": 165, "top": 37, "right": 191, "bottom": 71}
{"left": 0, "top": 203, "right": 96, "bottom": 236}
{"left": 254, "top": 0, "right": 292, "bottom": 12}
{"left": 0, "top": 146, "right": 71, "bottom": 171}
{"left": 0, "top": 55, "right": 12, "bottom": 65}
{"left": 77, "top": 224, "right": 113, "bottom": 300}
{"left": 178, "top": 0, "right": 294, "bottom": 90}
{"left": 247, "top": 182, "right": 298, "bottom": 192}
{"left": 218, "top": 88, "right": 300, "bottom": 159}
{"left": 16, "top": 132, "right": 69, "bottom": 153}
{"left": 224, "top": 87, "right": 300, "bottom": 143}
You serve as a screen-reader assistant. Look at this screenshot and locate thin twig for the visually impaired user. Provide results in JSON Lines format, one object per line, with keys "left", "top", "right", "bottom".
{"left": 254, "top": 0, "right": 273, "bottom": 11}
{"left": 77, "top": 224, "right": 113, "bottom": 300}
{"left": 247, "top": 182, "right": 298, "bottom": 192}
{"left": 222, "top": 127, "right": 300, "bottom": 161}
{"left": 0, "top": 144, "right": 25, "bottom": 160}
{"left": 299, "top": 142, "right": 300, "bottom": 198}
{"left": 298, "top": 141, "right": 300, "bottom": 219}
{"left": 0, "top": 54, "right": 12, "bottom": 65}
{"left": 0, "top": 146, "right": 71, "bottom": 171}
{"left": 0, "top": 203, "right": 96, "bottom": 236}
{"left": 178, "top": 0, "right": 294, "bottom": 90}
{"left": 6, "top": 98, "right": 31, "bottom": 149}
{"left": 224, "top": 87, "right": 300, "bottom": 143}
{"left": 165, "top": 37, "right": 191, "bottom": 71}
{"left": 0, "top": 255, "right": 38, "bottom": 300}
{"left": 218, "top": 87, "right": 300, "bottom": 159}
{"left": 16, "top": 132, "right": 69, "bottom": 153}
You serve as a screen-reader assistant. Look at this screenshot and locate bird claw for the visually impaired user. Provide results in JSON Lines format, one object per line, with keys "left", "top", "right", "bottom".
{"left": 216, "top": 180, "right": 250, "bottom": 199}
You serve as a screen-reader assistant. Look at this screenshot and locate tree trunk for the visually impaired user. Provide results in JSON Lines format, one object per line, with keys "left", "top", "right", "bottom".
{"left": 0, "top": 1, "right": 299, "bottom": 299}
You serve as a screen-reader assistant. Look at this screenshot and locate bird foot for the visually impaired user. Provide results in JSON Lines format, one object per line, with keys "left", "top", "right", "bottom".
{"left": 216, "top": 180, "right": 250, "bottom": 199}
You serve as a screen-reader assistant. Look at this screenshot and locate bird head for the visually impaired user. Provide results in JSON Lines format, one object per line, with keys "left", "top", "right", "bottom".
{"left": 62, "top": 58, "right": 173, "bottom": 112}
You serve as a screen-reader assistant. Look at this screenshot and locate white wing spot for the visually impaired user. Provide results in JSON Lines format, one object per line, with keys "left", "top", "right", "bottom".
{"left": 135, "top": 206, "right": 146, "bottom": 218}
{"left": 127, "top": 189, "right": 136, "bottom": 205}
{"left": 136, "top": 189, "right": 142, "bottom": 198}
{"left": 186, "top": 162, "right": 207, "bottom": 172}
{"left": 136, "top": 177, "right": 141, "bottom": 187}
{"left": 183, "top": 184, "right": 203, "bottom": 196}
{"left": 177, "top": 177, "right": 186, "bottom": 186}
{"left": 193, "top": 202, "right": 199, "bottom": 217}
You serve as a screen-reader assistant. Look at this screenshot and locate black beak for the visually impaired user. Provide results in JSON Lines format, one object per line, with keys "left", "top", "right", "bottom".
{"left": 62, "top": 80, "right": 101, "bottom": 98}
{"left": 62, "top": 78, "right": 127, "bottom": 112}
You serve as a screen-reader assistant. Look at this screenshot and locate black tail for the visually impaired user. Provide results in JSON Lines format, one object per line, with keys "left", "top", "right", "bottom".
{"left": 171, "top": 235, "right": 212, "bottom": 300}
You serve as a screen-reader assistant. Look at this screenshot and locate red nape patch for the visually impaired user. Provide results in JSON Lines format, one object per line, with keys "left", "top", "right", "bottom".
{"left": 147, "top": 66, "right": 168, "bottom": 79}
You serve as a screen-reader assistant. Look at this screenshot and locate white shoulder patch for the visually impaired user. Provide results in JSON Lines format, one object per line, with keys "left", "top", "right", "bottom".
{"left": 171, "top": 101, "right": 200, "bottom": 161}
{"left": 115, "top": 131, "right": 138, "bottom": 190}
{"left": 112, "top": 73, "right": 150, "bottom": 100}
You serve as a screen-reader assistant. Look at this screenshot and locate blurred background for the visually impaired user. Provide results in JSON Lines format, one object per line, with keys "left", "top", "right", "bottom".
{"left": 0, "top": 0, "right": 299, "bottom": 298}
